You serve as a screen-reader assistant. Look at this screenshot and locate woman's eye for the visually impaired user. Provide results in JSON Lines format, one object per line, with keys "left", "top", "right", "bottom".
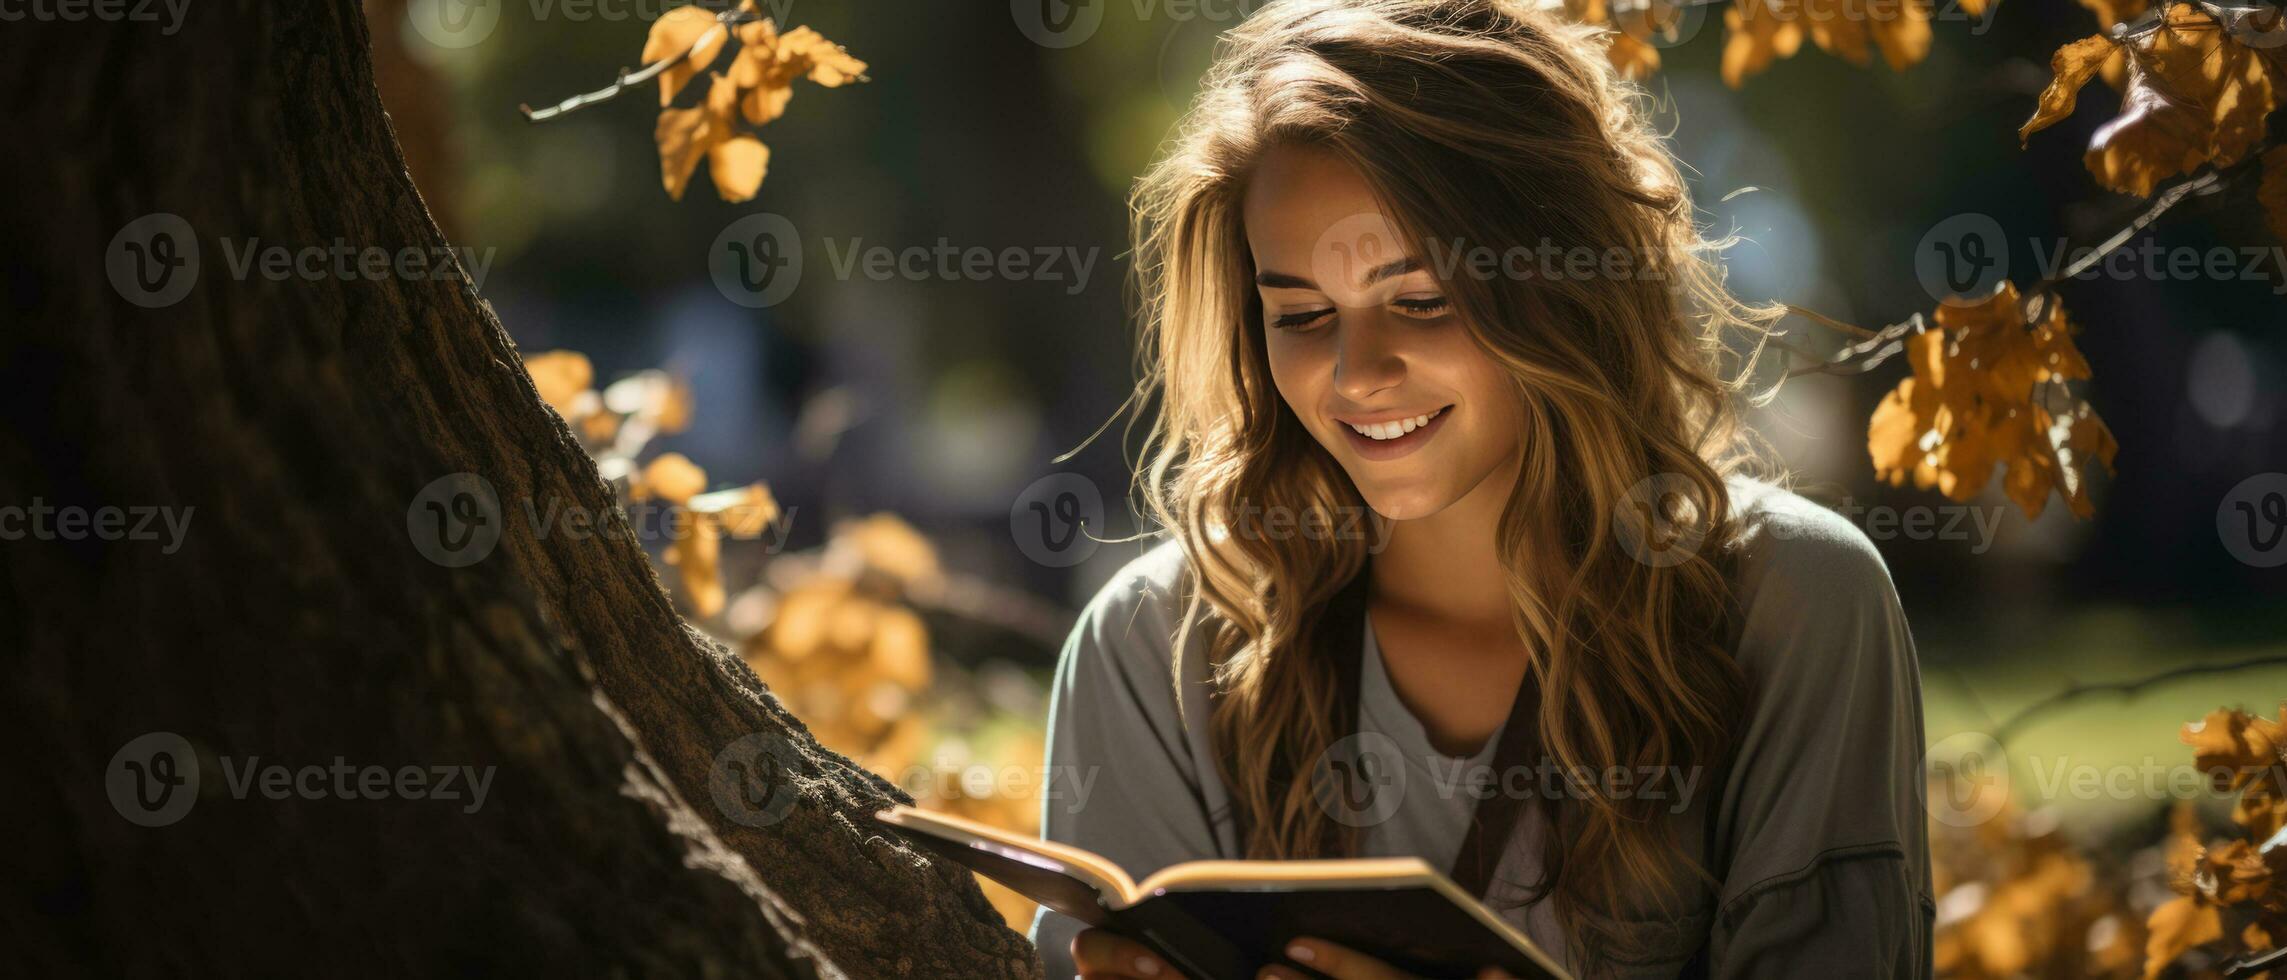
{"left": 1270, "top": 308, "right": 1334, "bottom": 330}
{"left": 1392, "top": 296, "right": 1451, "bottom": 318}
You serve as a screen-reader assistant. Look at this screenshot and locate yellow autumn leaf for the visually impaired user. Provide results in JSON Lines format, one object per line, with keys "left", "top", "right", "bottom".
{"left": 1608, "top": 28, "right": 1661, "bottom": 79}
{"left": 2019, "top": 34, "right": 2114, "bottom": 144}
{"left": 642, "top": 5, "right": 729, "bottom": 107}
{"left": 654, "top": 73, "right": 744, "bottom": 201}
{"left": 1722, "top": 0, "right": 1805, "bottom": 88}
{"left": 2065, "top": 3, "right": 2278, "bottom": 197}
{"left": 1869, "top": 0, "right": 1932, "bottom": 72}
{"left": 689, "top": 482, "right": 781, "bottom": 538}
{"left": 1803, "top": 0, "right": 1871, "bottom": 67}
{"left": 649, "top": 17, "right": 865, "bottom": 201}
{"left": 707, "top": 136, "right": 770, "bottom": 203}
{"left": 2142, "top": 896, "right": 2222, "bottom": 978}
{"left": 2078, "top": 0, "right": 2151, "bottom": 89}
{"left": 776, "top": 25, "right": 869, "bottom": 87}
{"left": 523, "top": 350, "right": 594, "bottom": 417}
{"left": 667, "top": 515, "right": 725, "bottom": 618}
{"left": 656, "top": 376, "right": 696, "bottom": 434}
{"left": 1867, "top": 285, "right": 2116, "bottom": 519}
{"left": 633, "top": 452, "right": 708, "bottom": 506}
{"left": 2084, "top": 59, "right": 2210, "bottom": 198}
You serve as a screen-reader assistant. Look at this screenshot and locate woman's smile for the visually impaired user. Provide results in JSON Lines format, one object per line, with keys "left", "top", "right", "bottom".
{"left": 1334, "top": 404, "right": 1453, "bottom": 461}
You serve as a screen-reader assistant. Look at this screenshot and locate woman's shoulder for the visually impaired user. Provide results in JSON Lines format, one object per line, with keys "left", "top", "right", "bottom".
{"left": 1723, "top": 475, "right": 1900, "bottom": 615}
{"left": 1063, "top": 538, "right": 1209, "bottom": 668}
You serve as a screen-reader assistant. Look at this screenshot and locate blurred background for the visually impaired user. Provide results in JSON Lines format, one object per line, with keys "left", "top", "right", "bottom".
{"left": 369, "top": 0, "right": 2286, "bottom": 973}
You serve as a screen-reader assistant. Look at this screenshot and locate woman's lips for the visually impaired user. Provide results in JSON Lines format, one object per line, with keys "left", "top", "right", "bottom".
{"left": 1336, "top": 405, "right": 1452, "bottom": 462}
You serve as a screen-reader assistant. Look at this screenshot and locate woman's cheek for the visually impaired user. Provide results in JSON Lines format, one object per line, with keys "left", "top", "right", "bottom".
{"left": 1264, "top": 333, "right": 1327, "bottom": 422}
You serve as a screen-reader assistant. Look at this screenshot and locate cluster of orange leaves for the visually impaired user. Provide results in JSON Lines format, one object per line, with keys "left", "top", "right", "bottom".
{"left": 528, "top": 348, "right": 1048, "bottom": 931}
{"left": 1867, "top": 284, "right": 2119, "bottom": 519}
{"left": 2147, "top": 705, "right": 2287, "bottom": 978}
{"left": 2022, "top": 1, "right": 2286, "bottom": 218}
{"left": 1932, "top": 704, "right": 2287, "bottom": 979}
{"left": 1555, "top": 0, "right": 1979, "bottom": 87}
{"left": 643, "top": 0, "right": 866, "bottom": 201}
{"left": 524, "top": 350, "right": 780, "bottom": 617}
{"left": 736, "top": 516, "right": 1050, "bottom": 930}
{"left": 1931, "top": 804, "right": 2143, "bottom": 978}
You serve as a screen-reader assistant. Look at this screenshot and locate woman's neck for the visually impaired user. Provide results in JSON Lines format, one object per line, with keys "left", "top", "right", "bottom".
{"left": 1368, "top": 456, "right": 1522, "bottom": 628}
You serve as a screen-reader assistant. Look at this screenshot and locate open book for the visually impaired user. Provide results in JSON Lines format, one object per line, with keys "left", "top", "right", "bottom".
{"left": 875, "top": 806, "right": 1569, "bottom": 980}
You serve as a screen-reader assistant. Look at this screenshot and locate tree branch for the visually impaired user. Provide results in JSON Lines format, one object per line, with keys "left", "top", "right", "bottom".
{"left": 1992, "top": 654, "right": 2287, "bottom": 744}
{"left": 519, "top": 10, "right": 759, "bottom": 122}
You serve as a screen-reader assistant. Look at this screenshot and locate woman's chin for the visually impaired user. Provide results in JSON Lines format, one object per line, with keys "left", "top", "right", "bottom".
{"left": 1352, "top": 481, "right": 1459, "bottom": 523}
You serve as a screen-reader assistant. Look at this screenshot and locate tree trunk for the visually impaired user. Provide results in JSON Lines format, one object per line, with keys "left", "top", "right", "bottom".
{"left": 0, "top": 3, "right": 1039, "bottom": 976}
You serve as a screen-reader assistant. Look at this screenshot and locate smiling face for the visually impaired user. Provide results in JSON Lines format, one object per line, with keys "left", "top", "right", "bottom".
{"left": 1241, "top": 144, "right": 1523, "bottom": 522}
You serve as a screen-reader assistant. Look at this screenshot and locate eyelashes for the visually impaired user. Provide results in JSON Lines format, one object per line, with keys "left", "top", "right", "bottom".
{"left": 1271, "top": 308, "right": 1334, "bottom": 330}
{"left": 1268, "top": 297, "right": 1451, "bottom": 331}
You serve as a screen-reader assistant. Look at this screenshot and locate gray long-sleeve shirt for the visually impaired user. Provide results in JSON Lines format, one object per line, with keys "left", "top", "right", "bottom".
{"left": 1030, "top": 478, "right": 1933, "bottom": 978}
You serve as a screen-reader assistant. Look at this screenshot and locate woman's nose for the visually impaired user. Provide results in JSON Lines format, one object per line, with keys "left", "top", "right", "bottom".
{"left": 1332, "top": 315, "right": 1406, "bottom": 403}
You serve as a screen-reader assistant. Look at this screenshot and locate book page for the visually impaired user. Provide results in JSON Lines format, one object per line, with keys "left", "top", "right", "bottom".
{"left": 1136, "top": 857, "right": 1438, "bottom": 896}
{"left": 875, "top": 805, "right": 1139, "bottom": 903}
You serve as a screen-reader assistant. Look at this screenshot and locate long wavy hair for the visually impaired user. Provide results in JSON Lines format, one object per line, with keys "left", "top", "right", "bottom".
{"left": 1127, "top": 0, "right": 1781, "bottom": 963}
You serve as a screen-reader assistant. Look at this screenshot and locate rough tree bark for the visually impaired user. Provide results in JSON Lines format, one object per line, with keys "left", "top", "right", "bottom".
{"left": 0, "top": 3, "right": 1040, "bottom": 976}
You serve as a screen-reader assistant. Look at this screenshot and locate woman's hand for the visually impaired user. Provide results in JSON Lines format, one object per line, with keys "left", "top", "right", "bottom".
{"left": 1073, "top": 927, "right": 1185, "bottom": 979}
{"left": 1255, "top": 938, "right": 1517, "bottom": 980}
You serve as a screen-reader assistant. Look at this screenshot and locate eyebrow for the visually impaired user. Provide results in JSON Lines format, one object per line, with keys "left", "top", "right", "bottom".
{"left": 1254, "top": 256, "right": 1422, "bottom": 291}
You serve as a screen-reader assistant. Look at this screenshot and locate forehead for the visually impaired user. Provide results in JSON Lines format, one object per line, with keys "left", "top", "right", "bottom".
{"left": 1240, "top": 143, "right": 1406, "bottom": 274}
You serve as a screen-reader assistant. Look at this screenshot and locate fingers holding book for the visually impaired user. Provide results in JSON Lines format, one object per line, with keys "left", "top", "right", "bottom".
{"left": 1259, "top": 938, "right": 1519, "bottom": 980}
{"left": 1074, "top": 927, "right": 1183, "bottom": 979}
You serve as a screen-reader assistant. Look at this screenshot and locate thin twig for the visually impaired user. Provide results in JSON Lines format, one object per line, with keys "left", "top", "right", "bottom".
{"left": 519, "top": 11, "right": 758, "bottom": 122}
{"left": 2028, "top": 170, "right": 2224, "bottom": 299}
{"left": 2227, "top": 944, "right": 2287, "bottom": 978}
{"left": 1992, "top": 654, "right": 2287, "bottom": 744}
{"left": 1783, "top": 303, "right": 1879, "bottom": 340}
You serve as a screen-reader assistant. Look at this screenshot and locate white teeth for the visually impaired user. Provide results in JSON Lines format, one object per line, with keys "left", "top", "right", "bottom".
{"left": 1346, "top": 407, "right": 1444, "bottom": 441}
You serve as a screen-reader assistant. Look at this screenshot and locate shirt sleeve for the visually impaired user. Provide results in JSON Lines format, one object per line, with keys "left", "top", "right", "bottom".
{"left": 1707, "top": 495, "right": 1935, "bottom": 978}
{"left": 1029, "top": 550, "right": 1229, "bottom": 979}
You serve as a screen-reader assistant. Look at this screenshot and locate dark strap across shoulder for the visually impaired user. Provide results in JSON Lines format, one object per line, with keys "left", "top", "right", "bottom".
{"left": 1318, "top": 566, "right": 1540, "bottom": 900}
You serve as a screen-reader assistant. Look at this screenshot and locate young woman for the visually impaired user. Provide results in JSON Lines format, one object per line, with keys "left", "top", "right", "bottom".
{"left": 1031, "top": 1, "right": 1931, "bottom": 976}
